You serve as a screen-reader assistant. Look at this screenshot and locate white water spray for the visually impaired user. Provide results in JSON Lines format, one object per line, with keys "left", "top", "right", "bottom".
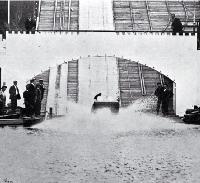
{"left": 35, "top": 97, "right": 188, "bottom": 134}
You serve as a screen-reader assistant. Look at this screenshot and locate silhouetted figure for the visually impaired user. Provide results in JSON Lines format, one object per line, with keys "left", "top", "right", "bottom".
{"left": 38, "top": 79, "right": 45, "bottom": 100}
{"left": 25, "top": 78, "right": 36, "bottom": 116}
{"left": 9, "top": 81, "right": 20, "bottom": 112}
{"left": 171, "top": 14, "right": 183, "bottom": 35}
{"left": 23, "top": 84, "right": 33, "bottom": 116}
{"left": 154, "top": 83, "right": 164, "bottom": 115}
{"left": 94, "top": 93, "right": 101, "bottom": 101}
{"left": 161, "top": 84, "right": 173, "bottom": 115}
{"left": 34, "top": 84, "right": 42, "bottom": 116}
{"left": 25, "top": 17, "right": 36, "bottom": 33}
{"left": 0, "top": 83, "right": 7, "bottom": 115}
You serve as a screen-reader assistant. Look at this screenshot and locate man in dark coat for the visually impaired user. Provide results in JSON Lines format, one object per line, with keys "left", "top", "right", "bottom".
{"left": 9, "top": 81, "right": 20, "bottom": 112}
{"left": 23, "top": 84, "right": 33, "bottom": 116}
{"left": 26, "top": 78, "right": 36, "bottom": 115}
{"left": 161, "top": 84, "right": 173, "bottom": 115}
{"left": 171, "top": 14, "right": 183, "bottom": 34}
{"left": 34, "top": 83, "right": 42, "bottom": 116}
{"left": 154, "top": 83, "right": 164, "bottom": 115}
{"left": 0, "top": 83, "right": 7, "bottom": 115}
{"left": 38, "top": 79, "right": 45, "bottom": 101}
{"left": 25, "top": 16, "right": 36, "bottom": 33}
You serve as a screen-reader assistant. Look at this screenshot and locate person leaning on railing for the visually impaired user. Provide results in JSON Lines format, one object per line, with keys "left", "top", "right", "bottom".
{"left": 163, "top": 13, "right": 183, "bottom": 35}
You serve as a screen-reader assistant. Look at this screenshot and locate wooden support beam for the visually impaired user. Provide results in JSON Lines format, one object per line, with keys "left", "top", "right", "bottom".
{"left": 36, "top": 0, "right": 42, "bottom": 30}
{"left": 181, "top": 1, "right": 188, "bottom": 25}
{"left": 53, "top": 0, "right": 58, "bottom": 30}
{"left": 145, "top": 0, "right": 152, "bottom": 31}
{"left": 63, "top": 0, "right": 65, "bottom": 29}
{"left": 68, "top": 0, "right": 72, "bottom": 30}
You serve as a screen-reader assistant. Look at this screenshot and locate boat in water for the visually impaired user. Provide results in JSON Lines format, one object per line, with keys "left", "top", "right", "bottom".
{"left": 0, "top": 108, "right": 44, "bottom": 127}
{"left": 182, "top": 105, "right": 200, "bottom": 124}
{"left": 91, "top": 93, "right": 120, "bottom": 113}
{"left": 91, "top": 101, "right": 120, "bottom": 113}
{"left": 0, "top": 114, "right": 43, "bottom": 127}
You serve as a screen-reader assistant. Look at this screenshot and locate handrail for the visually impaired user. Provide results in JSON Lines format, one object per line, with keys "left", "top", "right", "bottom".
{"left": 163, "top": 0, "right": 171, "bottom": 31}
{"left": 138, "top": 64, "right": 146, "bottom": 96}
{"left": 140, "top": 65, "right": 146, "bottom": 95}
{"left": 67, "top": 0, "right": 72, "bottom": 30}
{"left": 181, "top": 1, "right": 188, "bottom": 26}
{"left": 36, "top": 0, "right": 42, "bottom": 30}
{"left": 53, "top": 0, "right": 58, "bottom": 30}
{"left": 138, "top": 64, "right": 144, "bottom": 95}
{"left": 145, "top": 0, "right": 152, "bottom": 31}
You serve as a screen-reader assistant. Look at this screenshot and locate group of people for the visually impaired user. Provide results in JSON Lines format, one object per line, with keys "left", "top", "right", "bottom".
{"left": 23, "top": 78, "right": 45, "bottom": 116}
{"left": 155, "top": 83, "right": 173, "bottom": 116}
{"left": 0, "top": 81, "right": 21, "bottom": 115}
{"left": 0, "top": 78, "right": 45, "bottom": 117}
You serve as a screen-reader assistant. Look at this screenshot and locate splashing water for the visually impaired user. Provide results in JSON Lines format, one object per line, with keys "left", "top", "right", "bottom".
{"left": 35, "top": 97, "right": 187, "bottom": 134}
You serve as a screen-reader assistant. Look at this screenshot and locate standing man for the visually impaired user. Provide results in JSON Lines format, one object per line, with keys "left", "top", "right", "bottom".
{"left": 154, "top": 83, "right": 164, "bottom": 115}
{"left": 171, "top": 14, "right": 183, "bottom": 34}
{"left": 35, "top": 83, "right": 42, "bottom": 116}
{"left": 25, "top": 16, "right": 32, "bottom": 33}
{"left": 162, "top": 84, "right": 173, "bottom": 116}
{"left": 0, "top": 83, "right": 7, "bottom": 115}
{"left": 23, "top": 84, "right": 32, "bottom": 116}
{"left": 26, "top": 78, "right": 36, "bottom": 116}
{"left": 9, "top": 81, "right": 20, "bottom": 112}
{"left": 38, "top": 79, "right": 45, "bottom": 101}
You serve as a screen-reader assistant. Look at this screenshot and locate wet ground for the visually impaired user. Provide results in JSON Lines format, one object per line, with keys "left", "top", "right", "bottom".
{"left": 0, "top": 107, "right": 200, "bottom": 183}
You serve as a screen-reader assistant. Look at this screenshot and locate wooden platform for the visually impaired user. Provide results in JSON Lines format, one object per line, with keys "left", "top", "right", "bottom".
{"left": 0, "top": 116, "right": 44, "bottom": 127}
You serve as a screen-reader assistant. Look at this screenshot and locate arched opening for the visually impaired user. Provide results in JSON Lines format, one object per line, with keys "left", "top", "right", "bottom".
{"left": 34, "top": 56, "right": 175, "bottom": 116}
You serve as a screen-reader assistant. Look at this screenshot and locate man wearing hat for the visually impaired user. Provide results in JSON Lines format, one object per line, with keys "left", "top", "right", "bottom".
{"left": 9, "top": 81, "right": 20, "bottom": 112}
{"left": 0, "top": 82, "right": 7, "bottom": 114}
{"left": 25, "top": 78, "right": 36, "bottom": 115}
{"left": 34, "top": 79, "right": 45, "bottom": 116}
{"left": 38, "top": 79, "right": 45, "bottom": 101}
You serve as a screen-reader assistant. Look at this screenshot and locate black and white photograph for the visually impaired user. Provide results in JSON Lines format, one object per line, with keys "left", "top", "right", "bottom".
{"left": 0, "top": 0, "right": 200, "bottom": 182}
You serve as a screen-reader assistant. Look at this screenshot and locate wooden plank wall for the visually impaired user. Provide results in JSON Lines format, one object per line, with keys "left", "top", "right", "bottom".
{"left": 117, "top": 57, "right": 175, "bottom": 114}
{"left": 113, "top": 1, "right": 200, "bottom": 32}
